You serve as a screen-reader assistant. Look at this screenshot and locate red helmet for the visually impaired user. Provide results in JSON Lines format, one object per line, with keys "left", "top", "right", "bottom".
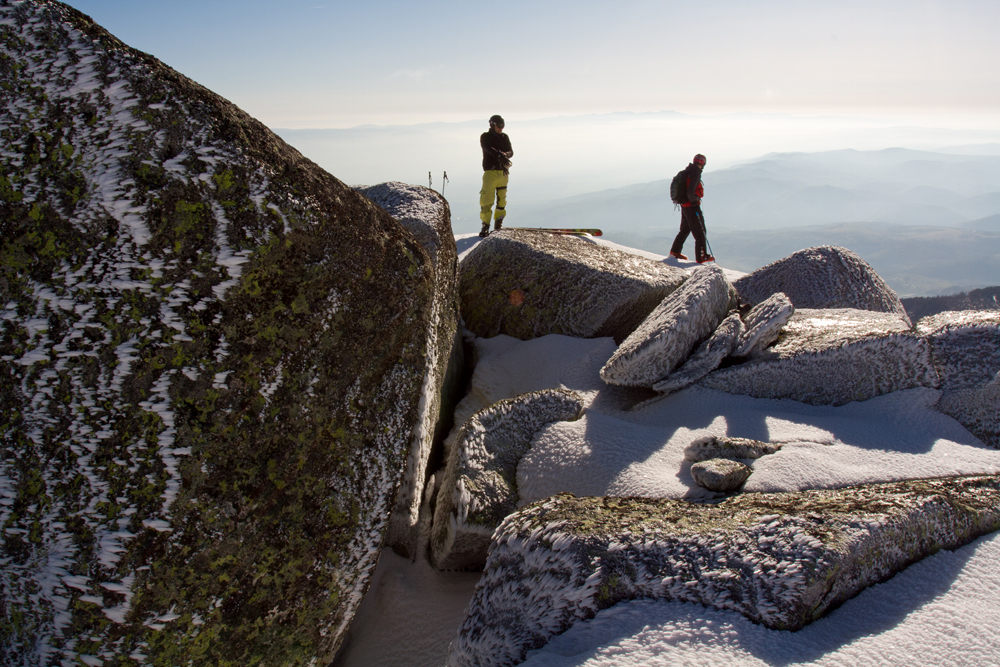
{"left": 693, "top": 154, "right": 707, "bottom": 166}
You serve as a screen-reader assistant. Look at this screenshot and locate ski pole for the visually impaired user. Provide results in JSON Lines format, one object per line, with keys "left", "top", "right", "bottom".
{"left": 700, "top": 211, "right": 714, "bottom": 258}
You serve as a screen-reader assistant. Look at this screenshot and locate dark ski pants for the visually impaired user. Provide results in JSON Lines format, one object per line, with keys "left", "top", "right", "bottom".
{"left": 670, "top": 206, "right": 708, "bottom": 261}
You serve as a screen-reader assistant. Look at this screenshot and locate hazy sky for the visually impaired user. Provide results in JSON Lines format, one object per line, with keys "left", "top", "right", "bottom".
{"left": 60, "top": 0, "right": 1000, "bottom": 129}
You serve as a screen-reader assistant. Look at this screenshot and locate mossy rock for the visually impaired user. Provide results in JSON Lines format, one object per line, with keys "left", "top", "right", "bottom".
{"left": 1, "top": 3, "right": 434, "bottom": 664}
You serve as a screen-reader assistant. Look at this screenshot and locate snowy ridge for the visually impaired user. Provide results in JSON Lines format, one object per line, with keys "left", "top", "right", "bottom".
{"left": 449, "top": 476, "right": 1000, "bottom": 667}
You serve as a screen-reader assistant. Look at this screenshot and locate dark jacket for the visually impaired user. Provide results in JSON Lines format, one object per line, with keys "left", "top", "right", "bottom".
{"left": 481, "top": 131, "right": 513, "bottom": 171}
{"left": 682, "top": 163, "right": 704, "bottom": 208}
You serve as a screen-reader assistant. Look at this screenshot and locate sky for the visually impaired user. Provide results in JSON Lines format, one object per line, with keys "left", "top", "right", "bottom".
{"left": 60, "top": 0, "right": 1000, "bottom": 129}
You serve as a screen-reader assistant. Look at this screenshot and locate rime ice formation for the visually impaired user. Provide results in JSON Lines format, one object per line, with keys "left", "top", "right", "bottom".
{"left": 651, "top": 312, "right": 743, "bottom": 394}
{"left": 459, "top": 229, "right": 687, "bottom": 343}
{"left": 916, "top": 311, "right": 1000, "bottom": 448}
{"left": 732, "top": 246, "right": 910, "bottom": 325}
{"left": 690, "top": 458, "right": 753, "bottom": 491}
{"left": 431, "top": 389, "right": 585, "bottom": 570}
{"left": 448, "top": 477, "right": 1000, "bottom": 667}
{"left": 700, "top": 308, "right": 937, "bottom": 405}
{"left": 0, "top": 3, "right": 435, "bottom": 665}
{"left": 601, "top": 264, "right": 734, "bottom": 388}
{"left": 684, "top": 436, "right": 782, "bottom": 462}
{"left": 733, "top": 291, "right": 794, "bottom": 357}
{"left": 356, "top": 183, "right": 464, "bottom": 559}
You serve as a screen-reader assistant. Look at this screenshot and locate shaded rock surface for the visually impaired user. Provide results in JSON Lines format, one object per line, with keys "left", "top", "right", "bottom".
{"left": 732, "top": 246, "right": 910, "bottom": 325}
{"left": 915, "top": 310, "right": 1000, "bottom": 393}
{"left": 430, "top": 389, "right": 585, "bottom": 570}
{"left": 700, "top": 308, "right": 937, "bottom": 405}
{"left": 651, "top": 312, "right": 743, "bottom": 394}
{"left": 937, "top": 373, "right": 1000, "bottom": 448}
{"left": 0, "top": 3, "right": 434, "bottom": 665}
{"left": 734, "top": 291, "right": 794, "bottom": 357}
{"left": 459, "top": 229, "right": 686, "bottom": 343}
{"left": 449, "top": 476, "right": 1000, "bottom": 667}
{"left": 690, "top": 458, "right": 753, "bottom": 491}
{"left": 356, "top": 182, "right": 464, "bottom": 559}
{"left": 601, "top": 264, "right": 734, "bottom": 388}
{"left": 685, "top": 436, "right": 782, "bottom": 462}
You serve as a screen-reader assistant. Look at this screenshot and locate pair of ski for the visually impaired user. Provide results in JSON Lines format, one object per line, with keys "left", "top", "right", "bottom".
{"left": 486, "top": 227, "right": 603, "bottom": 237}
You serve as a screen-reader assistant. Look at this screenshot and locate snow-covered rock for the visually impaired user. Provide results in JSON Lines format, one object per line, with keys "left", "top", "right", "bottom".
{"left": 357, "top": 183, "right": 465, "bottom": 559}
{"left": 459, "top": 229, "right": 687, "bottom": 343}
{"left": 601, "top": 264, "right": 735, "bottom": 388}
{"left": 684, "top": 435, "right": 782, "bottom": 462}
{"left": 448, "top": 476, "right": 1000, "bottom": 667}
{"left": 430, "top": 389, "right": 585, "bottom": 570}
{"left": 0, "top": 4, "right": 435, "bottom": 664}
{"left": 938, "top": 373, "right": 1000, "bottom": 448}
{"left": 916, "top": 310, "right": 1000, "bottom": 393}
{"left": 733, "top": 291, "right": 794, "bottom": 357}
{"left": 732, "top": 246, "right": 910, "bottom": 325}
{"left": 651, "top": 312, "right": 743, "bottom": 394}
{"left": 700, "top": 308, "right": 937, "bottom": 405}
{"left": 690, "top": 458, "right": 753, "bottom": 491}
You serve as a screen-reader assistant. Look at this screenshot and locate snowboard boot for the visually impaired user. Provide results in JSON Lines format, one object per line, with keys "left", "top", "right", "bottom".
{"left": 479, "top": 222, "right": 490, "bottom": 238}
{"left": 493, "top": 217, "right": 504, "bottom": 232}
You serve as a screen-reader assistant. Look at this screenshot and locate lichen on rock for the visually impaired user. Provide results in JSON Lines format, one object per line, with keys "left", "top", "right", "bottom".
{"left": 690, "top": 458, "right": 753, "bottom": 492}
{"left": 0, "top": 3, "right": 434, "bottom": 665}
{"left": 459, "top": 229, "right": 687, "bottom": 343}
{"left": 449, "top": 475, "right": 1000, "bottom": 667}
{"left": 684, "top": 435, "right": 782, "bottom": 462}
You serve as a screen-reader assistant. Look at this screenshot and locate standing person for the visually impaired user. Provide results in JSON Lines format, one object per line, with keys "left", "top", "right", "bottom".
{"left": 479, "top": 115, "right": 513, "bottom": 237}
{"left": 669, "top": 153, "right": 714, "bottom": 263}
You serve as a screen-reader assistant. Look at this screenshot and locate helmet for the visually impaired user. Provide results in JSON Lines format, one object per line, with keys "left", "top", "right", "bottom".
{"left": 489, "top": 114, "right": 505, "bottom": 128}
{"left": 693, "top": 154, "right": 707, "bottom": 166}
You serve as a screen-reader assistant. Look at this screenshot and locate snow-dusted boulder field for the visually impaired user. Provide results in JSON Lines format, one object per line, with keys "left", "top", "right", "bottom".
{"left": 0, "top": 3, "right": 444, "bottom": 665}
{"left": 430, "top": 389, "right": 584, "bottom": 570}
{"left": 733, "top": 245, "right": 910, "bottom": 324}
{"left": 700, "top": 308, "right": 937, "bottom": 405}
{"left": 356, "top": 183, "right": 465, "bottom": 559}
{"left": 459, "top": 229, "right": 686, "bottom": 343}
{"left": 450, "top": 476, "right": 1000, "bottom": 667}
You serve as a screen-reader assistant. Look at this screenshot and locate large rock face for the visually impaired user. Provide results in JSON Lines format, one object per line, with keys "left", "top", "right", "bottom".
{"left": 449, "top": 476, "right": 1000, "bottom": 667}
{"left": 601, "top": 264, "right": 734, "bottom": 388}
{"left": 356, "top": 182, "right": 464, "bottom": 559}
{"left": 700, "top": 308, "right": 937, "bottom": 405}
{"left": 0, "top": 3, "right": 434, "bottom": 665}
{"left": 459, "top": 229, "right": 687, "bottom": 343}
{"left": 732, "top": 246, "right": 910, "bottom": 325}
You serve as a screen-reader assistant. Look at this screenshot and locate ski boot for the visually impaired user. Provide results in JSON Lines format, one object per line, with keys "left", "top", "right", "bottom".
{"left": 669, "top": 251, "right": 688, "bottom": 260}
{"left": 479, "top": 222, "right": 490, "bottom": 238}
{"left": 493, "top": 217, "right": 504, "bottom": 232}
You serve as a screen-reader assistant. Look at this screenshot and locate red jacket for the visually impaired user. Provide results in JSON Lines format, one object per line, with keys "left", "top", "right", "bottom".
{"left": 681, "top": 163, "right": 704, "bottom": 208}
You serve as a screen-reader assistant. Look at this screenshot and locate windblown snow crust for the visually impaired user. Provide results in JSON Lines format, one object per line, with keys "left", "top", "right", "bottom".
{"left": 734, "top": 291, "right": 794, "bottom": 357}
{"left": 601, "top": 264, "right": 734, "bottom": 387}
{"left": 449, "top": 476, "right": 1000, "bottom": 667}
{"left": 0, "top": 3, "right": 434, "bottom": 665}
{"left": 459, "top": 229, "right": 686, "bottom": 343}
{"left": 356, "top": 182, "right": 464, "bottom": 559}
{"left": 431, "top": 389, "right": 585, "bottom": 570}
{"left": 732, "top": 246, "right": 910, "bottom": 325}
{"left": 700, "top": 308, "right": 937, "bottom": 405}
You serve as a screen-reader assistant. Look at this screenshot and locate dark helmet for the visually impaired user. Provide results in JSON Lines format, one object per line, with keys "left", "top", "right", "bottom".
{"left": 693, "top": 154, "right": 707, "bottom": 166}
{"left": 489, "top": 114, "right": 505, "bottom": 128}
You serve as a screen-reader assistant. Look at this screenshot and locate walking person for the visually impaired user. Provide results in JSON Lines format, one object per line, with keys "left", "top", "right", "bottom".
{"left": 669, "top": 153, "right": 714, "bottom": 263}
{"left": 479, "top": 115, "right": 513, "bottom": 237}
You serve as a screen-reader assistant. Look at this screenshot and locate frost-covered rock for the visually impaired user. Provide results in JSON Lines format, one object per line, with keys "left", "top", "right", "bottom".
{"left": 601, "top": 264, "right": 734, "bottom": 388}
{"left": 937, "top": 373, "right": 1000, "bottom": 448}
{"left": 356, "top": 182, "right": 464, "bottom": 559}
{"left": 690, "top": 458, "right": 752, "bottom": 491}
{"left": 651, "top": 312, "right": 743, "bottom": 394}
{"left": 459, "top": 229, "right": 687, "bottom": 343}
{"left": 915, "top": 310, "right": 1000, "bottom": 393}
{"left": 430, "top": 389, "right": 585, "bottom": 570}
{"left": 733, "top": 291, "right": 794, "bottom": 357}
{"left": 0, "top": 4, "right": 435, "bottom": 665}
{"left": 449, "top": 476, "right": 1000, "bottom": 667}
{"left": 732, "top": 246, "right": 909, "bottom": 325}
{"left": 700, "top": 308, "right": 937, "bottom": 405}
{"left": 684, "top": 435, "right": 781, "bottom": 462}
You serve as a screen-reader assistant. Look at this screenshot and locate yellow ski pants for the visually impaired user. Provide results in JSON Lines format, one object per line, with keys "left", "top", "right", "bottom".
{"left": 479, "top": 170, "right": 508, "bottom": 224}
